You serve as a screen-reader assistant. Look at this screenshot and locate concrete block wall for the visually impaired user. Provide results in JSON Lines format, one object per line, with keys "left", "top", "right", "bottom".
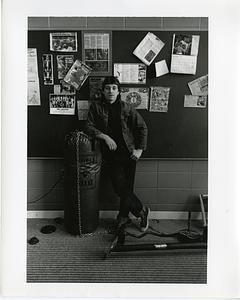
{"left": 27, "top": 158, "right": 208, "bottom": 213}
{"left": 28, "top": 17, "right": 208, "bottom": 31}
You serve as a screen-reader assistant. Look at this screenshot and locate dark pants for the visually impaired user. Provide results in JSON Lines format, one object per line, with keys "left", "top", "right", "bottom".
{"left": 104, "top": 158, "right": 143, "bottom": 218}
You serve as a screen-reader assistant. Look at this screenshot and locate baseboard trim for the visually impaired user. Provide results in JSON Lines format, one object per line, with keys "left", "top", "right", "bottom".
{"left": 27, "top": 210, "right": 203, "bottom": 220}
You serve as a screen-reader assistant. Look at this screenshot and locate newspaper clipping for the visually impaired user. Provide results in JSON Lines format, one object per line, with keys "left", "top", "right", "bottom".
{"left": 114, "top": 63, "right": 146, "bottom": 84}
{"left": 184, "top": 95, "right": 207, "bottom": 108}
{"left": 83, "top": 32, "right": 110, "bottom": 73}
{"left": 149, "top": 86, "right": 170, "bottom": 112}
{"left": 188, "top": 74, "right": 208, "bottom": 96}
{"left": 28, "top": 48, "right": 41, "bottom": 106}
{"left": 170, "top": 34, "right": 200, "bottom": 75}
{"left": 63, "top": 60, "right": 92, "bottom": 90}
{"left": 57, "top": 55, "right": 74, "bottom": 79}
{"left": 133, "top": 32, "right": 165, "bottom": 66}
{"left": 50, "top": 32, "right": 78, "bottom": 52}
{"left": 49, "top": 94, "right": 75, "bottom": 115}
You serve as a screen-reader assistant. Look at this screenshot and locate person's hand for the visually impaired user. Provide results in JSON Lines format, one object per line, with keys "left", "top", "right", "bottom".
{"left": 130, "top": 149, "right": 143, "bottom": 161}
{"left": 102, "top": 134, "right": 117, "bottom": 151}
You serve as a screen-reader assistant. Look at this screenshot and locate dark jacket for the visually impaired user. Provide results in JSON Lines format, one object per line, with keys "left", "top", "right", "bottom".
{"left": 84, "top": 96, "right": 148, "bottom": 152}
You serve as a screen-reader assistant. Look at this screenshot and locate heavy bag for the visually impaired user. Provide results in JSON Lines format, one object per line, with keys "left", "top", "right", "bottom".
{"left": 64, "top": 131, "right": 101, "bottom": 235}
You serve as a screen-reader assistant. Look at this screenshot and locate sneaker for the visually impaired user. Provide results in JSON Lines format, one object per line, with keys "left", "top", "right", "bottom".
{"left": 116, "top": 216, "right": 131, "bottom": 230}
{"left": 139, "top": 206, "right": 150, "bottom": 232}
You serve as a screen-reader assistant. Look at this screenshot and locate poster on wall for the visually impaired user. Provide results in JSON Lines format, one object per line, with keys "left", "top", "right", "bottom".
{"left": 57, "top": 55, "right": 74, "bottom": 79}
{"left": 82, "top": 32, "right": 112, "bottom": 75}
{"left": 120, "top": 87, "right": 149, "bottom": 109}
{"left": 49, "top": 94, "right": 75, "bottom": 115}
{"left": 184, "top": 95, "right": 207, "bottom": 108}
{"left": 63, "top": 59, "right": 92, "bottom": 90}
{"left": 188, "top": 74, "right": 208, "bottom": 96}
{"left": 114, "top": 63, "right": 147, "bottom": 84}
{"left": 89, "top": 77, "right": 105, "bottom": 100}
{"left": 170, "top": 34, "right": 200, "bottom": 75}
{"left": 50, "top": 32, "right": 78, "bottom": 52}
{"left": 42, "top": 54, "right": 54, "bottom": 85}
{"left": 77, "top": 100, "right": 91, "bottom": 120}
{"left": 27, "top": 48, "right": 41, "bottom": 105}
{"left": 133, "top": 32, "right": 165, "bottom": 66}
{"left": 149, "top": 86, "right": 170, "bottom": 112}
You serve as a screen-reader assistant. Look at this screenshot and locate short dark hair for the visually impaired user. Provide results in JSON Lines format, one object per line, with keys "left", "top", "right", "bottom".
{"left": 102, "top": 76, "right": 120, "bottom": 91}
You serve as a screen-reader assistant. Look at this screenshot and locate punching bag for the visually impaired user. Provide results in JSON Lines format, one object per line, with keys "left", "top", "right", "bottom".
{"left": 64, "top": 131, "right": 101, "bottom": 235}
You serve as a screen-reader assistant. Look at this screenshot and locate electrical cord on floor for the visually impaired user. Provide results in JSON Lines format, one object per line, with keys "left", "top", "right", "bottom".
{"left": 28, "top": 171, "right": 64, "bottom": 204}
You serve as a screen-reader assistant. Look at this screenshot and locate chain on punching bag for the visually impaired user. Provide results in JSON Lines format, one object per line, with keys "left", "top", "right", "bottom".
{"left": 64, "top": 131, "right": 102, "bottom": 235}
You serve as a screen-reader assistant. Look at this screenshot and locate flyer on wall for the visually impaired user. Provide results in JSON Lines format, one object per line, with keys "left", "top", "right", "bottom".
{"left": 170, "top": 34, "right": 200, "bottom": 75}
{"left": 83, "top": 32, "right": 110, "bottom": 74}
{"left": 114, "top": 63, "right": 147, "bottom": 84}
{"left": 120, "top": 87, "right": 149, "bottom": 109}
{"left": 133, "top": 32, "right": 165, "bottom": 66}
{"left": 149, "top": 86, "right": 170, "bottom": 112}
{"left": 57, "top": 55, "right": 74, "bottom": 79}
{"left": 63, "top": 59, "right": 92, "bottom": 90}
{"left": 27, "top": 48, "right": 41, "bottom": 105}
{"left": 188, "top": 74, "right": 208, "bottom": 95}
{"left": 49, "top": 94, "right": 76, "bottom": 115}
{"left": 50, "top": 32, "right": 78, "bottom": 52}
{"left": 42, "top": 54, "right": 54, "bottom": 85}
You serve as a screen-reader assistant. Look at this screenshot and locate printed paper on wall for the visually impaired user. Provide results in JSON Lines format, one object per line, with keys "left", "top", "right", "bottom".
{"left": 77, "top": 100, "right": 91, "bottom": 120}
{"left": 121, "top": 87, "right": 149, "bottom": 109}
{"left": 170, "top": 34, "right": 200, "bottom": 75}
{"left": 114, "top": 63, "right": 147, "bottom": 84}
{"left": 28, "top": 48, "right": 41, "bottom": 105}
{"left": 63, "top": 60, "right": 92, "bottom": 90}
{"left": 188, "top": 75, "right": 208, "bottom": 96}
{"left": 49, "top": 94, "right": 75, "bottom": 115}
{"left": 42, "top": 54, "right": 54, "bottom": 85}
{"left": 57, "top": 55, "right": 74, "bottom": 79}
{"left": 184, "top": 95, "right": 207, "bottom": 108}
{"left": 50, "top": 32, "right": 78, "bottom": 52}
{"left": 133, "top": 32, "right": 165, "bottom": 66}
{"left": 149, "top": 86, "right": 170, "bottom": 112}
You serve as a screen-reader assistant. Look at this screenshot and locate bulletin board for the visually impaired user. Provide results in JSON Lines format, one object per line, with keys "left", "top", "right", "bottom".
{"left": 28, "top": 30, "right": 208, "bottom": 158}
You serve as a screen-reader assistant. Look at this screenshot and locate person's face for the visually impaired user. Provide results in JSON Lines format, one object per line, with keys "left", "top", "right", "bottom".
{"left": 103, "top": 84, "right": 119, "bottom": 103}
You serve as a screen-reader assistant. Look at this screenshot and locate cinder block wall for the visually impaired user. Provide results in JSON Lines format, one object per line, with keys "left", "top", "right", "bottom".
{"left": 27, "top": 158, "right": 208, "bottom": 212}
{"left": 28, "top": 17, "right": 208, "bottom": 213}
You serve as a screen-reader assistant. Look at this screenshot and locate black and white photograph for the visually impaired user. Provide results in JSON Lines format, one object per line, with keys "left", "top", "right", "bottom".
{"left": 2, "top": 0, "right": 240, "bottom": 299}
{"left": 50, "top": 32, "right": 78, "bottom": 52}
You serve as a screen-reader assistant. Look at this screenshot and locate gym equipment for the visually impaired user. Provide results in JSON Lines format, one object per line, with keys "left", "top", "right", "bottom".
{"left": 64, "top": 131, "right": 102, "bottom": 235}
{"left": 104, "top": 212, "right": 207, "bottom": 259}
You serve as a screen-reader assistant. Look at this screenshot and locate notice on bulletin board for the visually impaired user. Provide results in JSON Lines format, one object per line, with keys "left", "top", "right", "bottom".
{"left": 121, "top": 87, "right": 149, "bottom": 109}
{"left": 184, "top": 95, "right": 207, "bottom": 108}
{"left": 57, "top": 55, "right": 74, "bottom": 79}
{"left": 49, "top": 94, "right": 76, "bottom": 115}
{"left": 114, "top": 63, "right": 147, "bottom": 84}
{"left": 50, "top": 32, "right": 78, "bottom": 52}
{"left": 42, "top": 54, "right": 54, "bottom": 85}
{"left": 83, "top": 32, "right": 111, "bottom": 75}
{"left": 188, "top": 74, "right": 208, "bottom": 96}
{"left": 27, "top": 48, "right": 41, "bottom": 106}
{"left": 133, "top": 32, "right": 165, "bottom": 66}
{"left": 63, "top": 60, "right": 92, "bottom": 90}
{"left": 77, "top": 100, "right": 91, "bottom": 120}
{"left": 149, "top": 86, "right": 170, "bottom": 112}
{"left": 170, "top": 34, "right": 200, "bottom": 75}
